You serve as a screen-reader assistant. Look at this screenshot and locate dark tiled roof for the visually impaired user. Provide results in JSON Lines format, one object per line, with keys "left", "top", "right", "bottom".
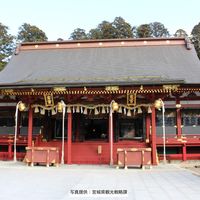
{"left": 0, "top": 38, "right": 199, "bottom": 88}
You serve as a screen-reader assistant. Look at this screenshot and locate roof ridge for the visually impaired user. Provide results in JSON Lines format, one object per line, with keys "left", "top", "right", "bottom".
{"left": 21, "top": 37, "right": 186, "bottom": 45}
{"left": 17, "top": 37, "right": 187, "bottom": 52}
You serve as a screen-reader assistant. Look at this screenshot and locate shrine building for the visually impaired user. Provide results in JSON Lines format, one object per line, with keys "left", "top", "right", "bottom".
{"left": 0, "top": 37, "right": 200, "bottom": 166}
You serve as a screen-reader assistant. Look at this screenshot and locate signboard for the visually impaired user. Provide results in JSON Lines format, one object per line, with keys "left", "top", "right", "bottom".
{"left": 127, "top": 93, "right": 136, "bottom": 106}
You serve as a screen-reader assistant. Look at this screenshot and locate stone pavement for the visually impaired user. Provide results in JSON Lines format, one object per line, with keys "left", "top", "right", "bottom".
{"left": 0, "top": 161, "right": 200, "bottom": 200}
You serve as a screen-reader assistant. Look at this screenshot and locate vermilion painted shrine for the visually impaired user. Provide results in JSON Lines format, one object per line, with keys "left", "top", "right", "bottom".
{"left": 0, "top": 37, "right": 200, "bottom": 166}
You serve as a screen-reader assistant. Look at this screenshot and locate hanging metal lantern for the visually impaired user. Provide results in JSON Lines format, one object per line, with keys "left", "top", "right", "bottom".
{"left": 176, "top": 104, "right": 181, "bottom": 108}
{"left": 112, "top": 101, "right": 119, "bottom": 111}
{"left": 57, "top": 102, "right": 63, "bottom": 113}
{"left": 154, "top": 99, "right": 163, "bottom": 110}
{"left": 18, "top": 102, "right": 26, "bottom": 111}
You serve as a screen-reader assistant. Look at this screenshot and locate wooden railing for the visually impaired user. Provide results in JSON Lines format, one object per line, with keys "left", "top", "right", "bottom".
{"left": 0, "top": 134, "right": 40, "bottom": 160}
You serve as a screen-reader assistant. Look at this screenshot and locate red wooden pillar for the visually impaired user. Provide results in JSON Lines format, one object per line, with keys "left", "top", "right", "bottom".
{"left": 28, "top": 106, "right": 33, "bottom": 147}
{"left": 176, "top": 99, "right": 182, "bottom": 138}
{"left": 67, "top": 112, "right": 72, "bottom": 164}
{"left": 75, "top": 114, "right": 80, "bottom": 142}
{"left": 145, "top": 114, "right": 151, "bottom": 143}
{"left": 8, "top": 143, "right": 12, "bottom": 159}
{"left": 182, "top": 144, "right": 187, "bottom": 161}
{"left": 151, "top": 106, "right": 157, "bottom": 165}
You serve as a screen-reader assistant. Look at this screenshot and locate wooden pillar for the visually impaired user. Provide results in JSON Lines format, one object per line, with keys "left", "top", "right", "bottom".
{"left": 176, "top": 99, "right": 182, "bottom": 138}
{"left": 145, "top": 114, "right": 151, "bottom": 143}
{"left": 182, "top": 144, "right": 187, "bottom": 161}
{"left": 67, "top": 112, "right": 72, "bottom": 164}
{"left": 75, "top": 114, "right": 80, "bottom": 142}
{"left": 28, "top": 106, "right": 33, "bottom": 147}
{"left": 8, "top": 143, "right": 12, "bottom": 159}
{"left": 151, "top": 106, "right": 157, "bottom": 165}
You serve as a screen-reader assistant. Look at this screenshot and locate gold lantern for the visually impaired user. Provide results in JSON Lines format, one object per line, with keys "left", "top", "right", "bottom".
{"left": 18, "top": 102, "right": 26, "bottom": 111}
{"left": 111, "top": 101, "right": 119, "bottom": 111}
{"left": 176, "top": 104, "right": 181, "bottom": 108}
{"left": 57, "top": 102, "right": 63, "bottom": 113}
{"left": 154, "top": 99, "right": 163, "bottom": 110}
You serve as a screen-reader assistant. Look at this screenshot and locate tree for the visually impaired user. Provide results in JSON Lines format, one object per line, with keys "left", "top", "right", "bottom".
{"left": 136, "top": 24, "right": 152, "bottom": 38}
{"left": 0, "top": 23, "right": 14, "bottom": 71}
{"left": 88, "top": 28, "right": 102, "bottom": 39}
{"left": 70, "top": 19, "right": 170, "bottom": 40}
{"left": 98, "top": 21, "right": 116, "bottom": 39}
{"left": 87, "top": 17, "right": 133, "bottom": 39}
{"left": 174, "top": 29, "right": 188, "bottom": 37}
{"left": 69, "top": 28, "right": 88, "bottom": 40}
{"left": 149, "top": 22, "right": 169, "bottom": 37}
{"left": 88, "top": 21, "right": 115, "bottom": 39}
{"left": 17, "top": 23, "right": 48, "bottom": 42}
{"left": 112, "top": 17, "right": 133, "bottom": 38}
{"left": 191, "top": 22, "right": 200, "bottom": 59}
{"left": 134, "top": 21, "right": 169, "bottom": 38}
{"left": 57, "top": 38, "right": 64, "bottom": 41}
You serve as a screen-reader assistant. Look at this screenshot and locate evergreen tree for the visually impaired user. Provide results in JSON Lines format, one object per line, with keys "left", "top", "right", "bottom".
{"left": 0, "top": 23, "right": 14, "bottom": 71}
{"left": 136, "top": 24, "right": 152, "bottom": 38}
{"left": 74, "top": 17, "right": 133, "bottom": 40}
{"left": 191, "top": 22, "right": 200, "bottom": 59}
{"left": 149, "top": 22, "right": 170, "bottom": 37}
{"left": 88, "top": 21, "right": 115, "bottom": 39}
{"left": 17, "top": 23, "right": 48, "bottom": 42}
{"left": 112, "top": 17, "right": 133, "bottom": 38}
{"left": 174, "top": 29, "right": 188, "bottom": 37}
{"left": 69, "top": 28, "right": 88, "bottom": 40}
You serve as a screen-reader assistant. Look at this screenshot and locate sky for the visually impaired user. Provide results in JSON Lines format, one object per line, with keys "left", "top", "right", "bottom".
{"left": 1, "top": 0, "right": 200, "bottom": 41}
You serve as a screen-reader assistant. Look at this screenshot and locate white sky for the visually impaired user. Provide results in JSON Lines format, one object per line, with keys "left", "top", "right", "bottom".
{"left": 1, "top": 0, "right": 200, "bottom": 41}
